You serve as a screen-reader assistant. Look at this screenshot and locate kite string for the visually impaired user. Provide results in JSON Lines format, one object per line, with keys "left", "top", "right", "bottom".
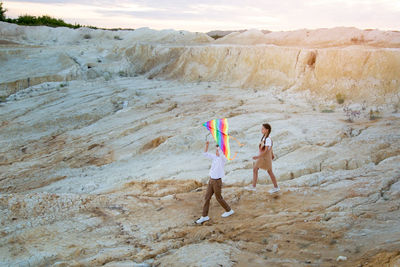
{"left": 228, "top": 151, "right": 239, "bottom": 161}
{"left": 205, "top": 132, "right": 211, "bottom": 141}
{"left": 230, "top": 135, "right": 244, "bottom": 147}
{"left": 205, "top": 126, "right": 243, "bottom": 146}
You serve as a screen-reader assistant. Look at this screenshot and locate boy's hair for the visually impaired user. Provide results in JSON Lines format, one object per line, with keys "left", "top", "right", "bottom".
{"left": 216, "top": 144, "right": 219, "bottom": 147}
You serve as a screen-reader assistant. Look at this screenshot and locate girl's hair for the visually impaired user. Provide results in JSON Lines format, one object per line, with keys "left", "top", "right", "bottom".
{"left": 260, "top": 123, "right": 272, "bottom": 148}
{"left": 262, "top": 123, "right": 271, "bottom": 138}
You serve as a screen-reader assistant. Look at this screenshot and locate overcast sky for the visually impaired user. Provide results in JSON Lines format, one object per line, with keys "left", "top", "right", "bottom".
{"left": 3, "top": 0, "right": 400, "bottom": 32}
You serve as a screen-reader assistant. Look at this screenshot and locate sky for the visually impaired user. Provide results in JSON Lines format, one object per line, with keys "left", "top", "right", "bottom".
{"left": 3, "top": 0, "right": 400, "bottom": 32}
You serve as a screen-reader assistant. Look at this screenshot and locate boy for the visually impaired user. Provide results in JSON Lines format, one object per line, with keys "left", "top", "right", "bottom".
{"left": 196, "top": 141, "right": 234, "bottom": 224}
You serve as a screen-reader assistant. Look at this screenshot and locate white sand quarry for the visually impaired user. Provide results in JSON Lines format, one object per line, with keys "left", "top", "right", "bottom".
{"left": 0, "top": 22, "right": 400, "bottom": 266}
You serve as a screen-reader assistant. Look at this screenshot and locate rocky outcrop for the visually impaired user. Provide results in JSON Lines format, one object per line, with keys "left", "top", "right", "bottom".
{"left": 124, "top": 43, "right": 400, "bottom": 103}
{"left": 1, "top": 23, "right": 399, "bottom": 106}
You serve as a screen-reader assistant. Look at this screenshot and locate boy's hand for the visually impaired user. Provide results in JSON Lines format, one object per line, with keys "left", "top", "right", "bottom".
{"left": 253, "top": 156, "right": 259, "bottom": 160}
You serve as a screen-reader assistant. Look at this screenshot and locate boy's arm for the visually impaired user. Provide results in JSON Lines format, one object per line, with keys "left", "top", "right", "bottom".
{"left": 203, "top": 141, "right": 213, "bottom": 159}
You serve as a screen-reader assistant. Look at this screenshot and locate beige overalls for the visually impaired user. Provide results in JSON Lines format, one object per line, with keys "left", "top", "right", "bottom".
{"left": 254, "top": 137, "right": 273, "bottom": 171}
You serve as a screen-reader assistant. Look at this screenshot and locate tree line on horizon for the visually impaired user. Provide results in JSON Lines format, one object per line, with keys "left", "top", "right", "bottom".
{"left": 0, "top": 2, "right": 135, "bottom": 31}
{"left": 0, "top": 1, "right": 91, "bottom": 29}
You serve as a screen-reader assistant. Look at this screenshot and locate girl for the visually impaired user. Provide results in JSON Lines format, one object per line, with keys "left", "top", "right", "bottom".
{"left": 245, "top": 123, "right": 280, "bottom": 194}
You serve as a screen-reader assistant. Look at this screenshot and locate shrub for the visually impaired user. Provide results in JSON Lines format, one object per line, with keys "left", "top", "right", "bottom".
{"left": 0, "top": 3, "right": 124, "bottom": 31}
{"left": 4, "top": 14, "right": 82, "bottom": 28}
{"left": 350, "top": 35, "right": 365, "bottom": 44}
{"left": 210, "top": 35, "right": 223, "bottom": 40}
{"left": 369, "top": 109, "right": 381, "bottom": 120}
{"left": 0, "top": 3, "right": 82, "bottom": 29}
{"left": 393, "top": 94, "right": 400, "bottom": 113}
{"left": 118, "top": 71, "right": 127, "bottom": 77}
{"left": 336, "top": 93, "right": 345, "bottom": 104}
{"left": 0, "top": 2, "right": 7, "bottom": 21}
{"left": 14, "top": 15, "right": 81, "bottom": 28}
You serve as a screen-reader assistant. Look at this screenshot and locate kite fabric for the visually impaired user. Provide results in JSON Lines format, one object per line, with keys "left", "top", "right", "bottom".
{"left": 203, "top": 118, "right": 243, "bottom": 160}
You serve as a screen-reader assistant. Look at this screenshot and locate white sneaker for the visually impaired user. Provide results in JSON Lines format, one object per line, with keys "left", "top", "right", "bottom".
{"left": 196, "top": 216, "right": 210, "bottom": 224}
{"left": 222, "top": 209, "right": 234, "bottom": 218}
{"left": 244, "top": 185, "right": 256, "bottom": 191}
{"left": 268, "top": 187, "right": 280, "bottom": 194}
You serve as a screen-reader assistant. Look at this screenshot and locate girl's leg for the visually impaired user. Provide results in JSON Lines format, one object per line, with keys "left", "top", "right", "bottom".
{"left": 252, "top": 166, "right": 259, "bottom": 187}
{"left": 267, "top": 169, "right": 278, "bottom": 188}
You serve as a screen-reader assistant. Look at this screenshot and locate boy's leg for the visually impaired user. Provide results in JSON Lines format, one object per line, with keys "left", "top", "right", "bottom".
{"left": 213, "top": 179, "right": 231, "bottom": 212}
{"left": 202, "top": 179, "right": 214, "bottom": 217}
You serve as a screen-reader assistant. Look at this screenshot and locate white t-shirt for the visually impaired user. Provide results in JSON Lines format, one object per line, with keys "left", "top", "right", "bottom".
{"left": 264, "top": 137, "right": 272, "bottom": 147}
{"left": 260, "top": 137, "right": 272, "bottom": 149}
{"left": 203, "top": 152, "right": 227, "bottom": 179}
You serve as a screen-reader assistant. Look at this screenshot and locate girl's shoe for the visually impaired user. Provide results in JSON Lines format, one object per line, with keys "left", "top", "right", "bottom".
{"left": 244, "top": 185, "right": 256, "bottom": 191}
{"left": 268, "top": 186, "right": 280, "bottom": 194}
{"left": 196, "top": 216, "right": 210, "bottom": 224}
{"left": 222, "top": 209, "right": 234, "bottom": 217}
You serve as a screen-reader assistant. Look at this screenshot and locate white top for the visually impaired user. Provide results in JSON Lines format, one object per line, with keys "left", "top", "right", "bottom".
{"left": 203, "top": 152, "right": 227, "bottom": 179}
{"left": 260, "top": 136, "right": 272, "bottom": 148}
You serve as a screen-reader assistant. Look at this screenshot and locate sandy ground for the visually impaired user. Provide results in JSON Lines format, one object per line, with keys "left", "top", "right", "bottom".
{"left": 1, "top": 76, "right": 399, "bottom": 266}
{"left": 1, "top": 175, "right": 400, "bottom": 266}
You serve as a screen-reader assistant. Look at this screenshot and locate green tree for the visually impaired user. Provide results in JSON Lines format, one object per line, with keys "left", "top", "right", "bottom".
{"left": 0, "top": 2, "right": 7, "bottom": 21}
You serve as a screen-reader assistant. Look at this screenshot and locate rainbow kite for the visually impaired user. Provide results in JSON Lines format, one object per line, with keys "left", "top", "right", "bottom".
{"left": 203, "top": 118, "right": 243, "bottom": 160}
